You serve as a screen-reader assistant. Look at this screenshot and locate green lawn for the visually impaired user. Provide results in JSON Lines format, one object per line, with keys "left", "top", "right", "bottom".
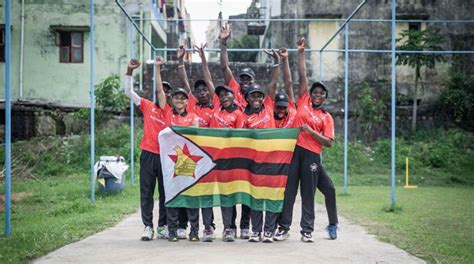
{"left": 328, "top": 186, "right": 474, "bottom": 263}
{"left": 0, "top": 174, "right": 139, "bottom": 263}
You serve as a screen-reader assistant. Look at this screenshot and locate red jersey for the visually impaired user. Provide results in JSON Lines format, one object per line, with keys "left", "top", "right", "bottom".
{"left": 228, "top": 77, "right": 247, "bottom": 109}
{"left": 138, "top": 98, "right": 168, "bottom": 154}
{"left": 187, "top": 92, "right": 217, "bottom": 128}
{"left": 273, "top": 100, "right": 297, "bottom": 128}
{"left": 165, "top": 109, "right": 199, "bottom": 127}
{"left": 242, "top": 97, "right": 275, "bottom": 129}
{"left": 294, "top": 91, "right": 335, "bottom": 154}
{"left": 209, "top": 104, "right": 245, "bottom": 128}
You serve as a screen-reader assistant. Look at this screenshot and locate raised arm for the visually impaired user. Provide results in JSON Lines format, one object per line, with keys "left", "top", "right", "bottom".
{"left": 177, "top": 45, "right": 191, "bottom": 93}
{"left": 219, "top": 23, "right": 234, "bottom": 85}
{"left": 278, "top": 48, "right": 295, "bottom": 102}
{"left": 263, "top": 49, "right": 281, "bottom": 100}
{"left": 297, "top": 37, "right": 308, "bottom": 97}
{"left": 155, "top": 56, "right": 167, "bottom": 109}
{"left": 124, "top": 59, "right": 141, "bottom": 106}
{"left": 194, "top": 43, "right": 215, "bottom": 95}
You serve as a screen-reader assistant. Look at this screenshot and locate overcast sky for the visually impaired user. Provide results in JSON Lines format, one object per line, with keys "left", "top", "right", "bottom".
{"left": 186, "top": 0, "right": 252, "bottom": 45}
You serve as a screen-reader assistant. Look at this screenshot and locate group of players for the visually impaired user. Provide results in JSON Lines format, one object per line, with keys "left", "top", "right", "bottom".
{"left": 124, "top": 23, "right": 338, "bottom": 243}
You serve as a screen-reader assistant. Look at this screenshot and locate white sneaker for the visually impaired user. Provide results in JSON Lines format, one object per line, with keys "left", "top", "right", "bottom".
{"left": 301, "top": 232, "right": 314, "bottom": 243}
{"left": 141, "top": 226, "right": 154, "bottom": 241}
{"left": 240, "top": 228, "right": 250, "bottom": 239}
{"left": 248, "top": 232, "right": 261, "bottom": 242}
{"left": 273, "top": 228, "right": 290, "bottom": 241}
{"left": 156, "top": 225, "right": 169, "bottom": 239}
{"left": 177, "top": 228, "right": 187, "bottom": 239}
{"left": 262, "top": 231, "right": 274, "bottom": 243}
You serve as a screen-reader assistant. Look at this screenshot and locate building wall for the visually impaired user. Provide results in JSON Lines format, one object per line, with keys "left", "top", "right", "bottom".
{"left": 0, "top": 0, "right": 162, "bottom": 107}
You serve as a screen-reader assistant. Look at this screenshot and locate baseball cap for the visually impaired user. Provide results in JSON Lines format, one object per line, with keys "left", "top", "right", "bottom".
{"left": 310, "top": 81, "right": 328, "bottom": 98}
{"left": 244, "top": 83, "right": 266, "bottom": 98}
{"left": 275, "top": 92, "right": 289, "bottom": 107}
{"left": 171, "top": 87, "right": 189, "bottom": 99}
{"left": 162, "top": 81, "right": 172, "bottom": 90}
{"left": 215, "top": 85, "right": 234, "bottom": 95}
{"left": 239, "top": 67, "right": 256, "bottom": 80}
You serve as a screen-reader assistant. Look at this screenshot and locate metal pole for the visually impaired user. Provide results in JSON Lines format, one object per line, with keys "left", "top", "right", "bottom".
{"left": 4, "top": 0, "right": 12, "bottom": 237}
{"left": 343, "top": 24, "right": 349, "bottom": 194}
{"left": 90, "top": 0, "right": 95, "bottom": 205}
{"left": 390, "top": 0, "right": 397, "bottom": 210}
{"left": 129, "top": 20, "right": 135, "bottom": 186}
{"left": 319, "top": 52, "right": 323, "bottom": 81}
{"left": 153, "top": 49, "right": 156, "bottom": 103}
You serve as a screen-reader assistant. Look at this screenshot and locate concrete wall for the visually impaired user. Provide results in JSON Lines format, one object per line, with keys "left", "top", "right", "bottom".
{"left": 0, "top": 0, "right": 159, "bottom": 107}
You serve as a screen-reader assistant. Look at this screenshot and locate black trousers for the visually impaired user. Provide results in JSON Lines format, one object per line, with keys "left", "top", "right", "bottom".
{"left": 279, "top": 146, "right": 338, "bottom": 234}
{"left": 221, "top": 205, "right": 250, "bottom": 230}
{"left": 139, "top": 150, "right": 166, "bottom": 228}
{"left": 250, "top": 210, "right": 278, "bottom": 233}
{"left": 167, "top": 207, "right": 199, "bottom": 233}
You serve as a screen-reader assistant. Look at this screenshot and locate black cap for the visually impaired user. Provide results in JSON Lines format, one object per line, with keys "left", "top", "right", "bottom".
{"left": 171, "top": 87, "right": 189, "bottom": 99}
{"left": 215, "top": 85, "right": 234, "bottom": 95}
{"left": 239, "top": 67, "right": 256, "bottom": 80}
{"left": 275, "top": 92, "right": 289, "bottom": 107}
{"left": 244, "top": 83, "right": 265, "bottom": 98}
{"left": 194, "top": 79, "right": 207, "bottom": 90}
{"left": 310, "top": 81, "right": 328, "bottom": 98}
{"left": 162, "top": 81, "right": 172, "bottom": 90}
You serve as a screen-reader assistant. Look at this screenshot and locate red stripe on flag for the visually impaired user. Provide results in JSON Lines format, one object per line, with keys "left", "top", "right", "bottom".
{"left": 198, "top": 169, "right": 288, "bottom": 188}
{"left": 202, "top": 147, "right": 293, "bottom": 164}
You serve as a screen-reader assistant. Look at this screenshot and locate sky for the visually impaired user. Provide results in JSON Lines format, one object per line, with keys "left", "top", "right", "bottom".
{"left": 185, "top": 0, "right": 253, "bottom": 46}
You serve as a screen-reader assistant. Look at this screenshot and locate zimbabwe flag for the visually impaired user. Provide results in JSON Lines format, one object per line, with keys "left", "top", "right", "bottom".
{"left": 158, "top": 126, "right": 299, "bottom": 213}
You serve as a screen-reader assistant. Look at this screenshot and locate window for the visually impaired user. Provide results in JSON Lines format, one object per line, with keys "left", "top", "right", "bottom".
{"left": 57, "top": 31, "right": 83, "bottom": 63}
{"left": 0, "top": 26, "right": 5, "bottom": 62}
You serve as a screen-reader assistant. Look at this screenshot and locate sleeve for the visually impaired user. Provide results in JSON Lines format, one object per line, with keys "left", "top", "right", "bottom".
{"left": 288, "top": 100, "right": 296, "bottom": 111}
{"left": 187, "top": 91, "right": 197, "bottom": 112}
{"left": 229, "top": 77, "right": 245, "bottom": 107}
{"left": 297, "top": 90, "right": 310, "bottom": 108}
{"left": 212, "top": 94, "right": 220, "bottom": 107}
{"left": 124, "top": 75, "right": 141, "bottom": 106}
{"left": 264, "top": 96, "right": 274, "bottom": 112}
{"left": 138, "top": 97, "right": 149, "bottom": 112}
{"left": 323, "top": 113, "right": 335, "bottom": 140}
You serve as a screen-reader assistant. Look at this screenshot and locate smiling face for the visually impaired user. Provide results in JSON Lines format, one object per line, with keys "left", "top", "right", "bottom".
{"left": 172, "top": 93, "right": 188, "bottom": 111}
{"left": 274, "top": 105, "right": 288, "bottom": 119}
{"left": 310, "top": 86, "right": 327, "bottom": 107}
{"left": 195, "top": 85, "right": 210, "bottom": 105}
{"left": 246, "top": 92, "right": 264, "bottom": 111}
{"left": 239, "top": 75, "right": 253, "bottom": 94}
{"left": 218, "top": 90, "right": 234, "bottom": 108}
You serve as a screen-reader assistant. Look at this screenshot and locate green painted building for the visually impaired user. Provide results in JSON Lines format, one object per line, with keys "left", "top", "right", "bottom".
{"left": 0, "top": 0, "right": 167, "bottom": 107}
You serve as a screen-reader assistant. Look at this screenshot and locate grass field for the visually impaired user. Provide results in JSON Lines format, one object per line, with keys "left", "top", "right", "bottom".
{"left": 326, "top": 186, "right": 474, "bottom": 263}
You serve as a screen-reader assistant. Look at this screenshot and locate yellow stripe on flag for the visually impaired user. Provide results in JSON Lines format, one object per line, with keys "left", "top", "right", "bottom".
{"left": 181, "top": 180, "right": 285, "bottom": 200}
{"left": 182, "top": 135, "right": 297, "bottom": 152}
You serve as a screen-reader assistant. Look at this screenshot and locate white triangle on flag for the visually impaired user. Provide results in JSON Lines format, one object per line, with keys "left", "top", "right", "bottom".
{"left": 159, "top": 127, "right": 216, "bottom": 203}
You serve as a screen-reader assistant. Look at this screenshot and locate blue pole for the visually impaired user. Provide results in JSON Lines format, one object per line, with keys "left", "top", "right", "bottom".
{"left": 4, "top": 0, "right": 12, "bottom": 237}
{"left": 153, "top": 50, "right": 156, "bottom": 103}
{"left": 343, "top": 24, "right": 349, "bottom": 194}
{"left": 390, "top": 0, "right": 397, "bottom": 210}
{"left": 319, "top": 51, "right": 323, "bottom": 81}
{"left": 90, "top": 0, "right": 95, "bottom": 205}
{"left": 129, "top": 21, "right": 135, "bottom": 186}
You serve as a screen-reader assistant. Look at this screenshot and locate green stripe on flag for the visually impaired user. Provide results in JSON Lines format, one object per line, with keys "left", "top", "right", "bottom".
{"left": 166, "top": 192, "right": 283, "bottom": 213}
{"left": 171, "top": 126, "right": 299, "bottom": 140}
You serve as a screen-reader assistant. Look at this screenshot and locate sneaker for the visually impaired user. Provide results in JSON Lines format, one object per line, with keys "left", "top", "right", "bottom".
{"left": 262, "top": 231, "right": 274, "bottom": 243}
{"left": 156, "top": 225, "right": 169, "bottom": 239}
{"left": 189, "top": 231, "right": 200, "bottom": 242}
{"left": 240, "top": 228, "right": 250, "bottom": 239}
{"left": 248, "top": 232, "right": 261, "bottom": 242}
{"left": 177, "top": 228, "right": 187, "bottom": 239}
{"left": 202, "top": 228, "right": 214, "bottom": 242}
{"left": 301, "top": 232, "right": 314, "bottom": 243}
{"left": 222, "top": 229, "right": 235, "bottom": 242}
{"left": 141, "top": 226, "right": 154, "bottom": 241}
{"left": 168, "top": 229, "right": 179, "bottom": 242}
{"left": 326, "top": 224, "right": 338, "bottom": 240}
{"left": 273, "top": 228, "right": 290, "bottom": 241}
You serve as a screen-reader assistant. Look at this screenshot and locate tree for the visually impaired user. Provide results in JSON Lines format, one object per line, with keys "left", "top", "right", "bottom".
{"left": 396, "top": 28, "right": 445, "bottom": 133}
{"left": 228, "top": 35, "right": 259, "bottom": 62}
